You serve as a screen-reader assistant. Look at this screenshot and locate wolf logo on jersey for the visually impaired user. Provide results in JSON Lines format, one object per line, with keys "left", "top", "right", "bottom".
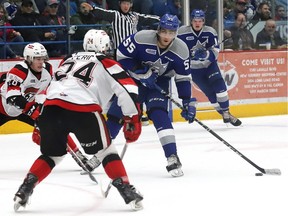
{"left": 178, "top": 25, "right": 219, "bottom": 69}
{"left": 142, "top": 58, "right": 169, "bottom": 76}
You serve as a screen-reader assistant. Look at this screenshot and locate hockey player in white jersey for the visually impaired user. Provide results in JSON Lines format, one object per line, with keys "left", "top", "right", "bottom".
{"left": 0, "top": 42, "right": 51, "bottom": 124}
{"left": 0, "top": 42, "right": 92, "bottom": 170}
{"left": 106, "top": 14, "right": 196, "bottom": 177}
{"left": 14, "top": 30, "right": 143, "bottom": 211}
{"left": 178, "top": 9, "right": 241, "bottom": 126}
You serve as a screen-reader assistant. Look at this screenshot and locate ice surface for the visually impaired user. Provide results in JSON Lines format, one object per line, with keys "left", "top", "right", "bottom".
{"left": 0, "top": 115, "right": 287, "bottom": 216}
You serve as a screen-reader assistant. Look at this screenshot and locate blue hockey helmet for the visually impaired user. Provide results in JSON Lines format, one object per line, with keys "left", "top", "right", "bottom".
{"left": 190, "top": 9, "right": 205, "bottom": 20}
{"left": 158, "top": 14, "right": 179, "bottom": 31}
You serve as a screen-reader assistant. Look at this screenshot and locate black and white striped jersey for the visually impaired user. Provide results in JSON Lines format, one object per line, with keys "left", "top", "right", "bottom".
{"left": 92, "top": 7, "right": 159, "bottom": 49}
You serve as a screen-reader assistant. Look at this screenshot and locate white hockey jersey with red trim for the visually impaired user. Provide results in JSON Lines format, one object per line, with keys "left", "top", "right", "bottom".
{"left": 45, "top": 52, "right": 139, "bottom": 117}
{"left": 0, "top": 61, "right": 52, "bottom": 117}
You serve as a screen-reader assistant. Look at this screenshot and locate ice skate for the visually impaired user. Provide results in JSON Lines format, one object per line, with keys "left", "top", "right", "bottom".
{"left": 112, "top": 178, "right": 143, "bottom": 211}
{"left": 166, "top": 154, "right": 184, "bottom": 177}
{"left": 84, "top": 155, "right": 101, "bottom": 172}
{"left": 14, "top": 173, "right": 38, "bottom": 212}
{"left": 222, "top": 111, "right": 242, "bottom": 126}
{"left": 141, "top": 115, "right": 149, "bottom": 126}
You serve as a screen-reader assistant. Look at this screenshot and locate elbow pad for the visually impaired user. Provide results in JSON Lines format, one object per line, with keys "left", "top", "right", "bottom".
{"left": 6, "top": 95, "right": 27, "bottom": 109}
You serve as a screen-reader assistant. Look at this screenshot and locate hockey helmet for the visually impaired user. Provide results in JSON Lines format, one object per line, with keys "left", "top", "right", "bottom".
{"left": 83, "top": 29, "right": 111, "bottom": 53}
{"left": 158, "top": 14, "right": 179, "bottom": 31}
{"left": 23, "top": 42, "right": 48, "bottom": 63}
{"left": 190, "top": 9, "right": 205, "bottom": 20}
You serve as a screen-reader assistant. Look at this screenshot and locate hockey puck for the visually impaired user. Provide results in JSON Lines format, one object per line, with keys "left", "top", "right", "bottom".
{"left": 255, "top": 173, "right": 263, "bottom": 176}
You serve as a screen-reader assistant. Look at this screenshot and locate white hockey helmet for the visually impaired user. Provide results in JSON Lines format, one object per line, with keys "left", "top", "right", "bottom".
{"left": 83, "top": 29, "right": 111, "bottom": 53}
{"left": 23, "top": 42, "right": 48, "bottom": 63}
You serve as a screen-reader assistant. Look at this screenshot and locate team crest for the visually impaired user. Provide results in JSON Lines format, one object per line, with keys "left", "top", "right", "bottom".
{"left": 143, "top": 58, "right": 169, "bottom": 75}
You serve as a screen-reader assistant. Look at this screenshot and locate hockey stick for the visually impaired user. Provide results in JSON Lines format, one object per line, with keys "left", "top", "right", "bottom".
{"left": 101, "top": 143, "right": 128, "bottom": 198}
{"left": 67, "top": 145, "right": 98, "bottom": 184}
{"left": 154, "top": 84, "right": 281, "bottom": 175}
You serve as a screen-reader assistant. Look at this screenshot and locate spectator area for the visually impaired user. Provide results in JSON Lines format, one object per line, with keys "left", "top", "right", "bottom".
{"left": 0, "top": 0, "right": 287, "bottom": 59}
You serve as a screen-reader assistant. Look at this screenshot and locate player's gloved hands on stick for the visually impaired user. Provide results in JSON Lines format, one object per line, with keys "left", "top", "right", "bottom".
{"left": 193, "top": 48, "right": 209, "bottom": 61}
{"left": 139, "top": 67, "right": 158, "bottom": 89}
{"left": 22, "top": 102, "right": 40, "bottom": 120}
{"left": 181, "top": 98, "right": 197, "bottom": 123}
{"left": 123, "top": 115, "right": 142, "bottom": 143}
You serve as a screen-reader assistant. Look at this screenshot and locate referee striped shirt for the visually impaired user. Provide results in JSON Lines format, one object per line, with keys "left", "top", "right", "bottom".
{"left": 92, "top": 7, "right": 159, "bottom": 49}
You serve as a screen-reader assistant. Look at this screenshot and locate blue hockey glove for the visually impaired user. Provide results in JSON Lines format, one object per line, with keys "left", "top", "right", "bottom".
{"left": 193, "top": 48, "right": 209, "bottom": 61}
{"left": 139, "top": 67, "right": 159, "bottom": 89}
{"left": 181, "top": 98, "right": 197, "bottom": 123}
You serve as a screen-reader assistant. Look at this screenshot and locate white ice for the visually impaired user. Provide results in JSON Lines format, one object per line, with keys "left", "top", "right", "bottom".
{"left": 0, "top": 115, "right": 287, "bottom": 216}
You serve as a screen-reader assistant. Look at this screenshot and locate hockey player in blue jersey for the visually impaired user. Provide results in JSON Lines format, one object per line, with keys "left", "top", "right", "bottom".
{"left": 178, "top": 9, "right": 241, "bottom": 126}
{"left": 106, "top": 14, "right": 196, "bottom": 177}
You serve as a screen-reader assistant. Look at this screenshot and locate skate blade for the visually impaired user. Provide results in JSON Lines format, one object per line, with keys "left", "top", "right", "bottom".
{"left": 80, "top": 170, "right": 90, "bottom": 175}
{"left": 14, "top": 197, "right": 25, "bottom": 212}
{"left": 169, "top": 168, "right": 184, "bottom": 177}
{"left": 129, "top": 200, "right": 143, "bottom": 211}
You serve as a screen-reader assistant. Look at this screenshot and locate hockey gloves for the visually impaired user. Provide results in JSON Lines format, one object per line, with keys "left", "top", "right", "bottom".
{"left": 22, "top": 102, "right": 40, "bottom": 120}
{"left": 181, "top": 98, "right": 197, "bottom": 123}
{"left": 138, "top": 67, "right": 159, "bottom": 89}
{"left": 123, "top": 115, "right": 142, "bottom": 143}
{"left": 193, "top": 48, "right": 209, "bottom": 61}
{"left": 32, "top": 125, "right": 41, "bottom": 145}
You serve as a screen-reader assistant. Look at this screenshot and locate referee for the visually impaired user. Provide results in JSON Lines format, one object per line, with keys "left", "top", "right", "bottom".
{"left": 88, "top": 0, "right": 160, "bottom": 55}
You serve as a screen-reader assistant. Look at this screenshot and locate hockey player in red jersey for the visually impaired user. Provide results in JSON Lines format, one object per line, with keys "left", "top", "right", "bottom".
{"left": 14, "top": 29, "right": 143, "bottom": 211}
{"left": 0, "top": 42, "right": 91, "bottom": 170}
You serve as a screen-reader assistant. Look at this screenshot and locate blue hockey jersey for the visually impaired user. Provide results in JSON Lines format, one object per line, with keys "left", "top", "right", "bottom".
{"left": 178, "top": 25, "right": 220, "bottom": 69}
{"left": 116, "top": 30, "right": 192, "bottom": 99}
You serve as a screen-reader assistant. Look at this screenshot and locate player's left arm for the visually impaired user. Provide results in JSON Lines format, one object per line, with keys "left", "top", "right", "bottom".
{"left": 102, "top": 57, "right": 142, "bottom": 142}
{"left": 205, "top": 27, "right": 220, "bottom": 62}
{"left": 100, "top": 56, "right": 139, "bottom": 115}
{"left": 175, "top": 66, "right": 196, "bottom": 124}
{"left": 173, "top": 43, "right": 193, "bottom": 100}
{"left": 174, "top": 48, "right": 197, "bottom": 123}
